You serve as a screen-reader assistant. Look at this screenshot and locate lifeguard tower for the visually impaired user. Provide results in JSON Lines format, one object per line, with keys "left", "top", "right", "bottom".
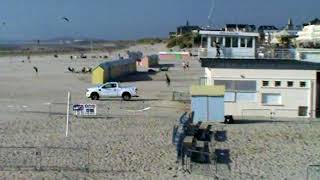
{"left": 198, "top": 30, "right": 259, "bottom": 59}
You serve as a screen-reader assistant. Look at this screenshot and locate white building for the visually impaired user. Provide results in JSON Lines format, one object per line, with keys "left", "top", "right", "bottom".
{"left": 295, "top": 25, "right": 320, "bottom": 62}
{"left": 201, "top": 58, "right": 320, "bottom": 119}
{"left": 199, "top": 30, "right": 259, "bottom": 59}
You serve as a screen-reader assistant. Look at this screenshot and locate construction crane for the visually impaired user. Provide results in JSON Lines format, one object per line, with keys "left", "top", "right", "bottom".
{"left": 207, "top": 0, "right": 215, "bottom": 28}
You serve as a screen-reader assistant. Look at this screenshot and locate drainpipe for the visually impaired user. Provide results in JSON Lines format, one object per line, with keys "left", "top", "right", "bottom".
{"left": 310, "top": 80, "right": 314, "bottom": 118}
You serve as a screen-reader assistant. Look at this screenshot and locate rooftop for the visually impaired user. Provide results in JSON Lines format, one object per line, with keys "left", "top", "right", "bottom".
{"left": 190, "top": 85, "right": 225, "bottom": 96}
{"left": 96, "top": 59, "right": 136, "bottom": 70}
{"left": 201, "top": 58, "right": 320, "bottom": 70}
{"left": 199, "top": 30, "right": 259, "bottom": 37}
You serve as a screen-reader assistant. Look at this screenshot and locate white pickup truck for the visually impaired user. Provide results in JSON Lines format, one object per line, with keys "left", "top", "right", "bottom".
{"left": 86, "top": 82, "right": 138, "bottom": 101}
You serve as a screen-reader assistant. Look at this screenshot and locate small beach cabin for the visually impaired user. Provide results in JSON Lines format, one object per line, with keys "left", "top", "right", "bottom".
{"left": 199, "top": 30, "right": 259, "bottom": 59}
{"left": 159, "top": 52, "right": 190, "bottom": 60}
{"left": 190, "top": 85, "right": 225, "bottom": 123}
{"left": 137, "top": 55, "right": 159, "bottom": 68}
{"left": 92, "top": 59, "right": 137, "bottom": 84}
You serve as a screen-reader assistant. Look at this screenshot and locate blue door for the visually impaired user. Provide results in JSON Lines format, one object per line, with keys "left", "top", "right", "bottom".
{"left": 191, "top": 96, "right": 208, "bottom": 123}
{"left": 208, "top": 96, "right": 225, "bottom": 122}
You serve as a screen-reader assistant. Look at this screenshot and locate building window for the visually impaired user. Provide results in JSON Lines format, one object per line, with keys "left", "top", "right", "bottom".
{"left": 217, "top": 37, "right": 223, "bottom": 45}
{"left": 225, "top": 37, "right": 231, "bottom": 47}
{"left": 224, "top": 92, "right": 236, "bottom": 102}
{"left": 247, "top": 37, "right": 253, "bottom": 48}
{"left": 300, "top": 81, "right": 306, "bottom": 87}
{"left": 210, "top": 37, "right": 215, "bottom": 47}
{"left": 240, "top": 38, "right": 246, "bottom": 47}
{"left": 201, "top": 36, "right": 208, "bottom": 48}
{"left": 262, "top": 81, "right": 269, "bottom": 87}
{"left": 262, "top": 93, "right": 282, "bottom": 105}
{"left": 215, "top": 80, "right": 257, "bottom": 91}
{"left": 215, "top": 80, "right": 257, "bottom": 102}
{"left": 275, "top": 81, "right": 281, "bottom": 87}
{"left": 298, "top": 106, "right": 308, "bottom": 116}
{"left": 287, "top": 81, "right": 294, "bottom": 87}
{"left": 236, "top": 92, "right": 257, "bottom": 102}
{"left": 232, "top": 37, "right": 238, "bottom": 47}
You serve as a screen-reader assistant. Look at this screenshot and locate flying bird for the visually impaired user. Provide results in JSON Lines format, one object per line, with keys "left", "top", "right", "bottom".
{"left": 62, "top": 17, "right": 70, "bottom": 22}
{"left": 33, "top": 66, "right": 38, "bottom": 73}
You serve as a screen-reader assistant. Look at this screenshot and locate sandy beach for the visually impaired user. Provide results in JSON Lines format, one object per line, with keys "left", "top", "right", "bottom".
{"left": 0, "top": 43, "right": 319, "bottom": 180}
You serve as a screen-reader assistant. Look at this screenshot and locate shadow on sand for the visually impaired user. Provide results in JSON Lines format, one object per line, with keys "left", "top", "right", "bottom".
{"left": 98, "top": 98, "right": 159, "bottom": 102}
{"left": 116, "top": 71, "right": 155, "bottom": 82}
{"left": 230, "top": 119, "right": 294, "bottom": 124}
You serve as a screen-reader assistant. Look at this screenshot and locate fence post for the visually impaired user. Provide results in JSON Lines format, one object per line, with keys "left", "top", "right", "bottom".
{"left": 36, "top": 148, "right": 41, "bottom": 171}
{"left": 66, "top": 92, "right": 70, "bottom": 137}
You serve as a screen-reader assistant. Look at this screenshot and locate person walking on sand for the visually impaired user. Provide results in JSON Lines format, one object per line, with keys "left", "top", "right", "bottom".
{"left": 182, "top": 62, "right": 186, "bottom": 71}
{"left": 165, "top": 73, "right": 171, "bottom": 87}
{"left": 186, "top": 61, "right": 190, "bottom": 70}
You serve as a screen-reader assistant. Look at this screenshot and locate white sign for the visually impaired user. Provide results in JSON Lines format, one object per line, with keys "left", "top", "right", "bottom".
{"left": 73, "top": 104, "right": 97, "bottom": 116}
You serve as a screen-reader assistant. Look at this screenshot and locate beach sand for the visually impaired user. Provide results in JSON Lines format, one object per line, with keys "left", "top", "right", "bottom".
{"left": 0, "top": 43, "right": 319, "bottom": 179}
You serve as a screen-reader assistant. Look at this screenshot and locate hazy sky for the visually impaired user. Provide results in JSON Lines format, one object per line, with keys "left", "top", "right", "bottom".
{"left": 0, "top": 0, "right": 319, "bottom": 40}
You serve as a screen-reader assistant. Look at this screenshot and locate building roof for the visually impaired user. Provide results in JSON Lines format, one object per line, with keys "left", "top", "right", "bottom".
{"left": 226, "top": 24, "right": 256, "bottom": 31}
{"left": 199, "top": 30, "right": 259, "bottom": 37}
{"left": 94, "top": 59, "right": 136, "bottom": 71}
{"left": 190, "top": 85, "right": 225, "bottom": 96}
{"left": 201, "top": 58, "right": 320, "bottom": 70}
{"left": 258, "top": 25, "right": 278, "bottom": 31}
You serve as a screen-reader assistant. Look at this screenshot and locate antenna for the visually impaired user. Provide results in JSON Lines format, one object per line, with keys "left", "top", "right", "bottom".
{"left": 208, "top": 0, "right": 215, "bottom": 28}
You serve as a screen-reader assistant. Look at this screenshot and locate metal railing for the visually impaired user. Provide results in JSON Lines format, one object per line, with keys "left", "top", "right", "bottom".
{"left": 198, "top": 48, "right": 297, "bottom": 60}
{"left": 0, "top": 146, "right": 89, "bottom": 172}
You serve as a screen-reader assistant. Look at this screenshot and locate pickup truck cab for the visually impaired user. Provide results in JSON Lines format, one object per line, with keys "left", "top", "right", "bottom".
{"left": 86, "top": 82, "right": 138, "bottom": 101}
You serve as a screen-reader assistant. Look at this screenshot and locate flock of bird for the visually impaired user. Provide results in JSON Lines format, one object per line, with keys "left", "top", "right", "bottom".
{"left": 2, "top": 16, "right": 70, "bottom": 27}
{"left": 2, "top": 17, "right": 73, "bottom": 75}
{"left": 3, "top": 16, "right": 94, "bottom": 76}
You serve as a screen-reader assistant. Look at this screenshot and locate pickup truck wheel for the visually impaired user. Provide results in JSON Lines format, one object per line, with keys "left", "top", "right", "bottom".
{"left": 91, "top": 93, "right": 99, "bottom": 100}
{"left": 122, "top": 93, "right": 131, "bottom": 101}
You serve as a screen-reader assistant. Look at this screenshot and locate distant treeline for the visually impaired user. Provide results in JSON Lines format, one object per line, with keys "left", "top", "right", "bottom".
{"left": 136, "top": 38, "right": 164, "bottom": 45}
{"left": 167, "top": 33, "right": 201, "bottom": 49}
{"left": 0, "top": 41, "right": 131, "bottom": 57}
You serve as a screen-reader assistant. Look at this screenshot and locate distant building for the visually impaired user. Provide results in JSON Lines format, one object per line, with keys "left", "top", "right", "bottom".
{"left": 175, "top": 20, "right": 201, "bottom": 36}
{"left": 286, "top": 18, "right": 294, "bottom": 30}
{"left": 169, "top": 32, "right": 177, "bottom": 38}
{"left": 303, "top": 18, "right": 320, "bottom": 26}
{"left": 258, "top": 25, "right": 279, "bottom": 44}
{"left": 201, "top": 58, "right": 320, "bottom": 119}
{"left": 259, "top": 18, "right": 302, "bottom": 44}
{"left": 224, "top": 24, "right": 256, "bottom": 32}
{"left": 284, "top": 18, "right": 302, "bottom": 37}
{"left": 296, "top": 25, "right": 320, "bottom": 62}
{"left": 296, "top": 25, "right": 320, "bottom": 48}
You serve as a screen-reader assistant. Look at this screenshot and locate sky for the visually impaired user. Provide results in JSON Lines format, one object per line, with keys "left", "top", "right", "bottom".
{"left": 0, "top": 0, "right": 319, "bottom": 41}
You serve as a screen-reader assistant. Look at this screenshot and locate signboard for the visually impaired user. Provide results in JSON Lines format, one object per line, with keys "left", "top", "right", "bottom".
{"left": 73, "top": 104, "right": 97, "bottom": 116}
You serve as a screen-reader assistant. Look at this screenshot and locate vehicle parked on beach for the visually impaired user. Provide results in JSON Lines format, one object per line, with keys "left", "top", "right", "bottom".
{"left": 86, "top": 82, "right": 138, "bottom": 101}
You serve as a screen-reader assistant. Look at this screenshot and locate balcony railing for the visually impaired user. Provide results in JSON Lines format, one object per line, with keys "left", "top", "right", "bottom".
{"left": 198, "top": 48, "right": 297, "bottom": 60}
